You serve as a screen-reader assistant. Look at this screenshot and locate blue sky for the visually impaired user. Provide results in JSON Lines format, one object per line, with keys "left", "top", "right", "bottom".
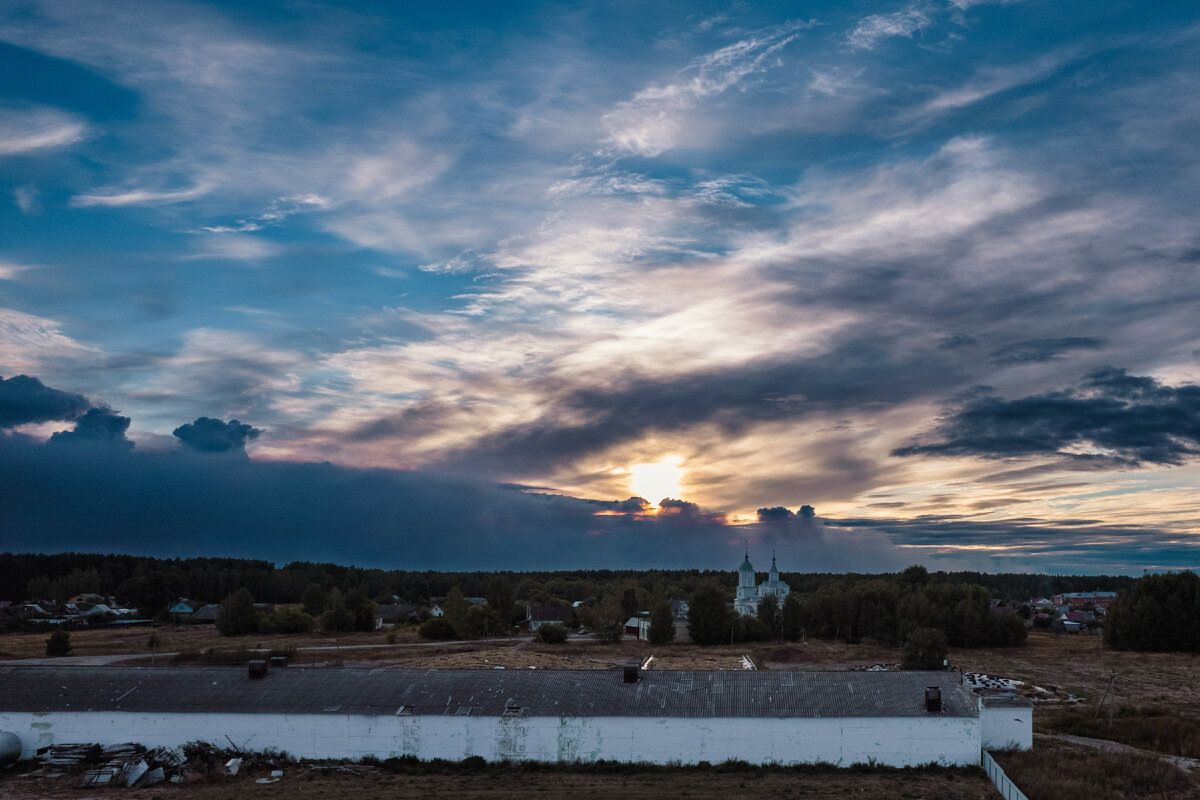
{"left": 2, "top": 0, "right": 1199, "bottom": 574}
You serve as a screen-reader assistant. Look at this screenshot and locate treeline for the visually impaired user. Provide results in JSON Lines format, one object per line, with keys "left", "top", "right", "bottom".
{"left": 1104, "top": 571, "right": 1200, "bottom": 652}
{"left": 1, "top": 552, "right": 1134, "bottom": 607}
{"left": 687, "top": 566, "right": 1026, "bottom": 648}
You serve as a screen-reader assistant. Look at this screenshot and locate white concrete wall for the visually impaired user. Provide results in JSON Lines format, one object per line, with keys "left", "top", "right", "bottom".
{"left": 0, "top": 711, "right": 981, "bottom": 767}
{"left": 981, "top": 705, "right": 1033, "bottom": 751}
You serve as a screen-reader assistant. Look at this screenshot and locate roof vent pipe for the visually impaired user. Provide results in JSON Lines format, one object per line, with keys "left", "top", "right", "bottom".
{"left": 623, "top": 659, "right": 639, "bottom": 684}
{"left": 924, "top": 686, "right": 942, "bottom": 713}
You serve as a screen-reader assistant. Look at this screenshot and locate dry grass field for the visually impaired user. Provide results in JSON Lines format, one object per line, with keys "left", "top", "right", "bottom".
{"left": 0, "top": 764, "right": 1001, "bottom": 800}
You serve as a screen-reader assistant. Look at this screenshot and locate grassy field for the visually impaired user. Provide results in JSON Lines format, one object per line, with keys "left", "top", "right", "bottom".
{"left": 0, "top": 762, "right": 1001, "bottom": 800}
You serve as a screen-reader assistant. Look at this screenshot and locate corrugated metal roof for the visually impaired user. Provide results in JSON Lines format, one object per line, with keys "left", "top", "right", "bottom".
{"left": 0, "top": 666, "right": 978, "bottom": 719}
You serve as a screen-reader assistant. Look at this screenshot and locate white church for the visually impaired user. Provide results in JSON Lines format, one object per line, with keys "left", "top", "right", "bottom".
{"left": 734, "top": 545, "right": 790, "bottom": 616}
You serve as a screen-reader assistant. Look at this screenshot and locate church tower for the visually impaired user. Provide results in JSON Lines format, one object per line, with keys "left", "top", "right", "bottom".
{"left": 734, "top": 542, "right": 759, "bottom": 615}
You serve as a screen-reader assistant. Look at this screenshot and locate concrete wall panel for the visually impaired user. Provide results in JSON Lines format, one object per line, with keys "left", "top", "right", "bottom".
{"left": 0, "top": 711, "right": 982, "bottom": 767}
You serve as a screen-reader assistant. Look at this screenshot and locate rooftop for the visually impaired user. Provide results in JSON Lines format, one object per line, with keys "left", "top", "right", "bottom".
{"left": 0, "top": 665, "right": 978, "bottom": 719}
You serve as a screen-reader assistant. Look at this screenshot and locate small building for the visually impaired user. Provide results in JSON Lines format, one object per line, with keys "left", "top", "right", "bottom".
{"left": 0, "top": 665, "right": 997, "bottom": 767}
{"left": 190, "top": 604, "right": 220, "bottom": 624}
{"left": 624, "top": 615, "right": 650, "bottom": 640}
{"left": 1052, "top": 591, "right": 1117, "bottom": 610}
{"left": 526, "top": 606, "right": 573, "bottom": 631}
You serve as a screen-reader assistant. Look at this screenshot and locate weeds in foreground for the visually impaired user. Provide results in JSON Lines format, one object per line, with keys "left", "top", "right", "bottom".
{"left": 993, "top": 745, "right": 1194, "bottom": 800}
{"left": 1042, "top": 704, "right": 1200, "bottom": 759}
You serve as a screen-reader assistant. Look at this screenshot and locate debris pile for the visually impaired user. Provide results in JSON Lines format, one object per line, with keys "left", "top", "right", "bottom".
{"left": 31, "top": 740, "right": 287, "bottom": 787}
{"left": 34, "top": 742, "right": 183, "bottom": 787}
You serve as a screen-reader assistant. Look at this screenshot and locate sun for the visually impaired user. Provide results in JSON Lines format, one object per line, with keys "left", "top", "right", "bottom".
{"left": 628, "top": 457, "right": 685, "bottom": 508}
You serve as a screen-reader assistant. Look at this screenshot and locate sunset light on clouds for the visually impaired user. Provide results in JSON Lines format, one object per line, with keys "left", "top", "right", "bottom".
{"left": 1, "top": 1, "right": 1199, "bottom": 573}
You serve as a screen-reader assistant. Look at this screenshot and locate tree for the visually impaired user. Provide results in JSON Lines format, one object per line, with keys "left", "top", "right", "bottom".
{"left": 537, "top": 623, "right": 569, "bottom": 644}
{"left": 1105, "top": 571, "right": 1200, "bottom": 652}
{"left": 216, "top": 588, "right": 259, "bottom": 636}
{"left": 591, "top": 592, "right": 626, "bottom": 643}
{"left": 343, "top": 587, "right": 378, "bottom": 632}
{"left": 418, "top": 617, "right": 458, "bottom": 640}
{"left": 648, "top": 599, "right": 675, "bottom": 645}
{"left": 45, "top": 627, "right": 71, "bottom": 657}
{"left": 780, "top": 594, "right": 803, "bottom": 641}
{"left": 902, "top": 627, "right": 948, "bottom": 670}
{"left": 319, "top": 588, "right": 355, "bottom": 632}
{"left": 688, "top": 580, "right": 732, "bottom": 646}
{"left": 301, "top": 583, "right": 328, "bottom": 616}
{"left": 757, "top": 595, "right": 781, "bottom": 640}
{"left": 442, "top": 587, "right": 473, "bottom": 638}
{"left": 486, "top": 577, "right": 518, "bottom": 627}
{"left": 116, "top": 571, "right": 182, "bottom": 618}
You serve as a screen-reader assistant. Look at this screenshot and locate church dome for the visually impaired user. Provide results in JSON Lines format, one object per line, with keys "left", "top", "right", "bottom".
{"left": 739, "top": 557, "right": 755, "bottom": 572}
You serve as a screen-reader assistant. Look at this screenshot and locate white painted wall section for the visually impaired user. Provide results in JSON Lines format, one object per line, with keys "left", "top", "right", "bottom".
{"left": 980, "top": 704, "right": 1033, "bottom": 751}
{"left": 0, "top": 711, "right": 981, "bottom": 767}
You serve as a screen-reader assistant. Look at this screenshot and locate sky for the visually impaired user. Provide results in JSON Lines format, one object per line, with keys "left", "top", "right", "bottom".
{"left": 1, "top": 0, "right": 1199, "bottom": 575}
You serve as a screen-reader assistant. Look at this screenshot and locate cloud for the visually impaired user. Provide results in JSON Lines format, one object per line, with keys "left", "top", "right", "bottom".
{"left": 0, "top": 260, "right": 32, "bottom": 281}
{"left": 70, "top": 184, "right": 212, "bottom": 208}
{"left": 757, "top": 506, "right": 795, "bottom": 522}
{"left": 603, "top": 20, "right": 811, "bottom": 156}
{"left": 657, "top": 497, "right": 725, "bottom": 525}
{"left": 988, "top": 337, "right": 1106, "bottom": 365}
{"left": 48, "top": 407, "right": 133, "bottom": 449}
{"left": 0, "top": 107, "right": 87, "bottom": 155}
{"left": 173, "top": 416, "right": 261, "bottom": 453}
{"left": 0, "top": 431, "right": 895, "bottom": 571}
{"left": 846, "top": 6, "right": 932, "bottom": 51}
{"left": 0, "top": 374, "right": 91, "bottom": 428}
{"left": 893, "top": 368, "right": 1200, "bottom": 465}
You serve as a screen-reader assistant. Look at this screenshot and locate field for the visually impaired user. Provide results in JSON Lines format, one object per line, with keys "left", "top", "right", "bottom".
{"left": 3, "top": 627, "right": 1200, "bottom": 798}
{"left": 0, "top": 764, "right": 1002, "bottom": 800}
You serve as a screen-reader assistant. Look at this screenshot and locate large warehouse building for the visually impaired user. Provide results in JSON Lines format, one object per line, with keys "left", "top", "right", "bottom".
{"left": 0, "top": 665, "right": 1027, "bottom": 766}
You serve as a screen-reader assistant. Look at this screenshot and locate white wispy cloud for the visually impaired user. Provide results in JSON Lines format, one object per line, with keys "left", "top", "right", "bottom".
{"left": 71, "top": 184, "right": 213, "bottom": 208}
{"left": 846, "top": 6, "right": 932, "bottom": 50}
{"left": 0, "top": 307, "right": 100, "bottom": 373}
{"left": 0, "top": 260, "right": 33, "bottom": 281}
{"left": 184, "top": 233, "right": 283, "bottom": 262}
{"left": 603, "top": 20, "right": 813, "bottom": 157}
{"left": 0, "top": 107, "right": 87, "bottom": 155}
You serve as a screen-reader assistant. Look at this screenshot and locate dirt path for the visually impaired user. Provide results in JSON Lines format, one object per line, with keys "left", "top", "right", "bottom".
{"left": 1036, "top": 732, "right": 1200, "bottom": 773}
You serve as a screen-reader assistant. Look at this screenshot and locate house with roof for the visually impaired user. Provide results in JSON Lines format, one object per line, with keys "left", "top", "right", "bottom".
{"left": 525, "top": 605, "right": 573, "bottom": 631}
{"left": 0, "top": 664, "right": 1025, "bottom": 766}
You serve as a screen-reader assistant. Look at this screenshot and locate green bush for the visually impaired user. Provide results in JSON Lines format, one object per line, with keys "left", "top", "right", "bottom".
{"left": 45, "top": 627, "right": 71, "bottom": 657}
{"left": 537, "top": 623, "right": 569, "bottom": 644}
{"left": 270, "top": 607, "right": 314, "bottom": 634}
{"left": 419, "top": 617, "right": 458, "bottom": 640}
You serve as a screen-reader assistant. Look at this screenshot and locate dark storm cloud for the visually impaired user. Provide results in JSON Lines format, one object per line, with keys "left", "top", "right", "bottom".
{"left": 824, "top": 515, "right": 1200, "bottom": 574}
{"left": 0, "top": 375, "right": 91, "bottom": 428}
{"left": 988, "top": 337, "right": 1106, "bottom": 365}
{"left": 938, "top": 334, "right": 978, "bottom": 350}
{"left": 173, "top": 417, "right": 261, "bottom": 453}
{"left": 757, "top": 506, "right": 794, "bottom": 522}
{"left": 893, "top": 368, "right": 1200, "bottom": 465}
{"left": 48, "top": 407, "right": 133, "bottom": 449}
{"left": 0, "top": 433, "right": 750, "bottom": 570}
{"left": 429, "top": 338, "right": 966, "bottom": 476}
{"left": 658, "top": 498, "right": 725, "bottom": 525}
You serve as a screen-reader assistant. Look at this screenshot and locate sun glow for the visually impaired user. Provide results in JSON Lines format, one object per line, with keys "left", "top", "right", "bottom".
{"left": 628, "top": 457, "right": 685, "bottom": 508}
